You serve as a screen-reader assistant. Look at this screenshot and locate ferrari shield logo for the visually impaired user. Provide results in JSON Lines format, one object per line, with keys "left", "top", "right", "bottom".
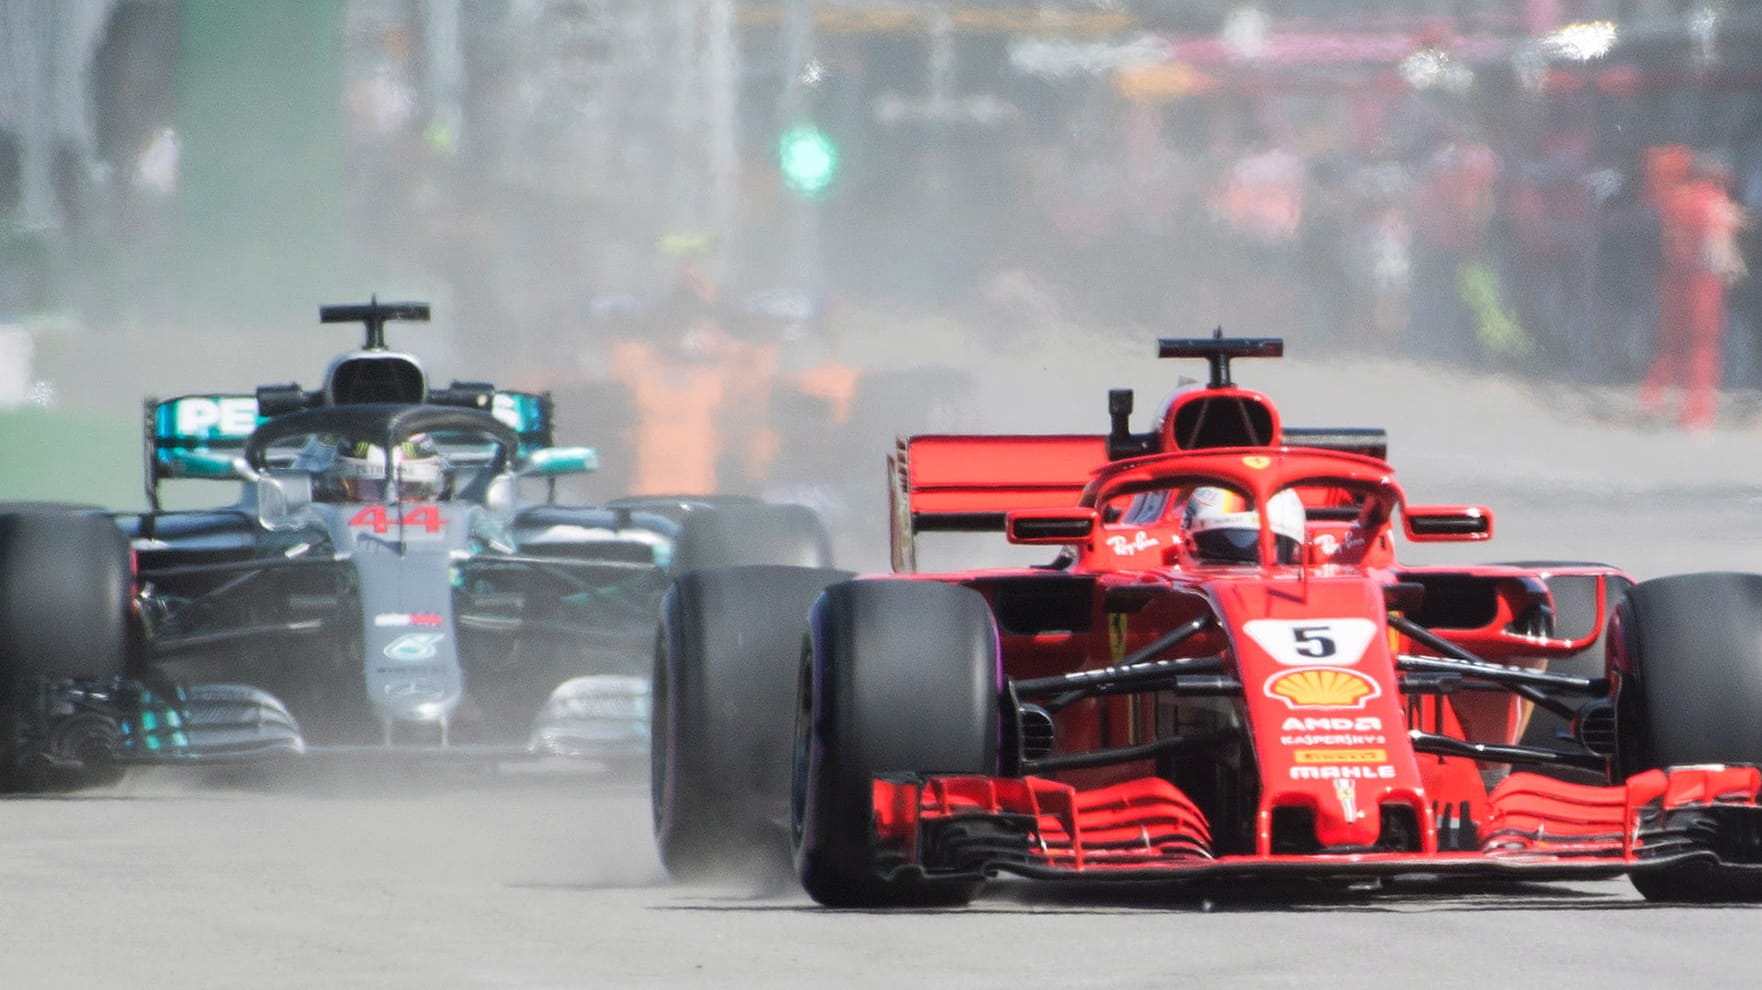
{"left": 1108, "top": 612, "right": 1129, "bottom": 662}
{"left": 1334, "top": 779, "right": 1360, "bottom": 821}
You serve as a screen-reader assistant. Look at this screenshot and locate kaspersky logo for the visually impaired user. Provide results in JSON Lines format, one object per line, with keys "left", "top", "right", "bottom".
{"left": 1263, "top": 667, "right": 1382, "bottom": 710}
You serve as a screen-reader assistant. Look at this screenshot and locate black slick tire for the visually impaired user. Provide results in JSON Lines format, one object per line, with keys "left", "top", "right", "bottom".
{"left": 651, "top": 564, "right": 849, "bottom": 886}
{"left": 0, "top": 509, "right": 132, "bottom": 790}
{"left": 0, "top": 509, "right": 131, "bottom": 682}
{"left": 672, "top": 503, "right": 831, "bottom": 574}
{"left": 793, "top": 580, "right": 999, "bottom": 908}
{"left": 1611, "top": 572, "right": 1762, "bottom": 902}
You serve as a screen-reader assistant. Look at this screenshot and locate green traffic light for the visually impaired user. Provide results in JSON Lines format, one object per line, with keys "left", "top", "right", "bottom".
{"left": 778, "top": 124, "right": 838, "bottom": 195}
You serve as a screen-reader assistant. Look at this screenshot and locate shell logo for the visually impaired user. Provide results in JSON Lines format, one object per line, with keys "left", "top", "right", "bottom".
{"left": 1264, "top": 667, "right": 1381, "bottom": 710}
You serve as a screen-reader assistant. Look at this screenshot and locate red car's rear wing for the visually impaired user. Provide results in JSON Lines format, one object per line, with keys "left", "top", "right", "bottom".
{"left": 886, "top": 428, "right": 1393, "bottom": 571}
{"left": 888, "top": 434, "right": 1109, "bottom": 572}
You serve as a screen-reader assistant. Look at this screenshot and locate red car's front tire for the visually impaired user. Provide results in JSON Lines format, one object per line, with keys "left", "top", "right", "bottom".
{"left": 1612, "top": 572, "right": 1762, "bottom": 902}
{"left": 793, "top": 579, "right": 1000, "bottom": 908}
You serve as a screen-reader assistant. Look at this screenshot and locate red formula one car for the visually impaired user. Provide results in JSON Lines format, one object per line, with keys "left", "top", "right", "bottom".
{"left": 652, "top": 337, "right": 1762, "bottom": 907}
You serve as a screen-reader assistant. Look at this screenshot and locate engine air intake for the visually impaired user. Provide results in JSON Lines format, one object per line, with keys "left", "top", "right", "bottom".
{"left": 328, "top": 355, "right": 426, "bottom": 405}
{"left": 1169, "top": 395, "right": 1276, "bottom": 450}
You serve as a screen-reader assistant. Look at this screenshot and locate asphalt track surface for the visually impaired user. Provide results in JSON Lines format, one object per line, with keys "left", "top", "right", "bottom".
{"left": 8, "top": 337, "right": 1762, "bottom": 987}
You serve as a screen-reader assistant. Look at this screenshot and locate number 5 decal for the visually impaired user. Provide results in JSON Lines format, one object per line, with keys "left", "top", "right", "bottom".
{"left": 1290, "top": 625, "right": 1337, "bottom": 658}
{"left": 1244, "top": 618, "right": 1378, "bottom": 667}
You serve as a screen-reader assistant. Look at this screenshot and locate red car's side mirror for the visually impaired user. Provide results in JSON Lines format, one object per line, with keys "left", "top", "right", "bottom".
{"left": 1402, "top": 504, "right": 1493, "bottom": 542}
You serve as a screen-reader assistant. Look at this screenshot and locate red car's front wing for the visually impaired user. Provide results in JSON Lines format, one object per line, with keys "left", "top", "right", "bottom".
{"left": 871, "top": 766, "right": 1762, "bottom": 884}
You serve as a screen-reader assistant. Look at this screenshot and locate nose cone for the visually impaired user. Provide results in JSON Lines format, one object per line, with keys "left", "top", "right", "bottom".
{"left": 378, "top": 671, "right": 464, "bottom": 730}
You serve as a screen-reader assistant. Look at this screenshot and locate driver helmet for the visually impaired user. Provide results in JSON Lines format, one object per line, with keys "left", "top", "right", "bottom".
{"left": 1183, "top": 486, "right": 1305, "bottom": 564}
{"left": 332, "top": 434, "right": 447, "bottom": 502}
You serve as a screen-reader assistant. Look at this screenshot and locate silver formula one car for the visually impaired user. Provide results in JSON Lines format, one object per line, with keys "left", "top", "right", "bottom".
{"left": 0, "top": 300, "right": 830, "bottom": 787}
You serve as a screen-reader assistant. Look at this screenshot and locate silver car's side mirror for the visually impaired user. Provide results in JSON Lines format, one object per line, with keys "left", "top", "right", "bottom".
{"left": 257, "top": 469, "right": 316, "bottom": 531}
{"left": 481, "top": 473, "right": 518, "bottom": 520}
{"left": 519, "top": 446, "right": 598, "bottom": 477}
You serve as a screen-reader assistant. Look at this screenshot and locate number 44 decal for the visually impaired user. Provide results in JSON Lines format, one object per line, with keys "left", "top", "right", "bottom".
{"left": 1243, "top": 618, "right": 1379, "bottom": 667}
{"left": 349, "top": 505, "right": 448, "bottom": 535}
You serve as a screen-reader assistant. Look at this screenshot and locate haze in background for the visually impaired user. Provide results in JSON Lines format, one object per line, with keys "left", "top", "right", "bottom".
{"left": 1, "top": 1, "right": 1759, "bottom": 563}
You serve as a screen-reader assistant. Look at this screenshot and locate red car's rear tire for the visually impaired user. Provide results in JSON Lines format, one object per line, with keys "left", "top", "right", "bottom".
{"left": 651, "top": 564, "right": 847, "bottom": 887}
{"left": 793, "top": 580, "right": 999, "bottom": 908}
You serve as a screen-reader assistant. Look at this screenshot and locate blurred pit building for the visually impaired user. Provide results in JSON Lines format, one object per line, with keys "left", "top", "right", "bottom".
{"left": 1, "top": 0, "right": 1760, "bottom": 398}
